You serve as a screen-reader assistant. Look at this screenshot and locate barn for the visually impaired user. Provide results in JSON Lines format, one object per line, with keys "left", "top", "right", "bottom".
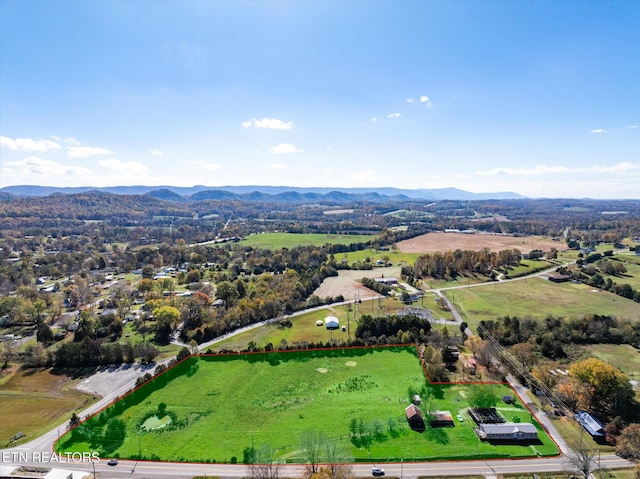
{"left": 405, "top": 404, "right": 426, "bottom": 433}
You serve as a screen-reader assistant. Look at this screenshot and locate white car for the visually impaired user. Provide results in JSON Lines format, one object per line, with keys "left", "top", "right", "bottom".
{"left": 457, "top": 414, "right": 464, "bottom": 422}
{"left": 372, "top": 466, "right": 385, "bottom": 477}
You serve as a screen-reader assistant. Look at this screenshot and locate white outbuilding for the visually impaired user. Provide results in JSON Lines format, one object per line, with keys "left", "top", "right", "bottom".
{"left": 324, "top": 315, "right": 340, "bottom": 330}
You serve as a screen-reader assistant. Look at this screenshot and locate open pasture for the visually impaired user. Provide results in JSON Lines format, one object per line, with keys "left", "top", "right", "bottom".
{"left": 580, "top": 344, "right": 640, "bottom": 379}
{"left": 451, "top": 277, "right": 640, "bottom": 326}
{"left": 238, "top": 232, "right": 377, "bottom": 250}
{"left": 206, "top": 300, "right": 456, "bottom": 352}
{"left": 0, "top": 368, "right": 94, "bottom": 447}
{"left": 397, "top": 233, "right": 561, "bottom": 254}
{"left": 56, "top": 347, "right": 557, "bottom": 463}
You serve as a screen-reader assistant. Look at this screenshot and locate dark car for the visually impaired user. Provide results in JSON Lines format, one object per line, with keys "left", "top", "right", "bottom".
{"left": 107, "top": 459, "right": 119, "bottom": 466}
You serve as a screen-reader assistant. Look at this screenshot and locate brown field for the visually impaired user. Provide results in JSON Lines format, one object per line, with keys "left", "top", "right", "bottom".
{"left": 0, "top": 368, "right": 93, "bottom": 446}
{"left": 312, "top": 266, "right": 402, "bottom": 300}
{"left": 397, "top": 232, "right": 561, "bottom": 254}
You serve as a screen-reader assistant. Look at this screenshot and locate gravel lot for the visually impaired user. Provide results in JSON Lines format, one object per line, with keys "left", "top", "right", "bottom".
{"left": 74, "top": 363, "right": 156, "bottom": 398}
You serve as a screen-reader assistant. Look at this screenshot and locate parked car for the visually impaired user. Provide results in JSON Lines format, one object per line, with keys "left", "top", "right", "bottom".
{"left": 457, "top": 414, "right": 464, "bottom": 422}
{"left": 107, "top": 459, "right": 119, "bottom": 466}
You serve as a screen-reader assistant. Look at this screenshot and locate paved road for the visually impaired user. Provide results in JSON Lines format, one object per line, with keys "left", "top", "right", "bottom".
{"left": 1, "top": 453, "right": 633, "bottom": 479}
{"left": 6, "top": 257, "right": 632, "bottom": 478}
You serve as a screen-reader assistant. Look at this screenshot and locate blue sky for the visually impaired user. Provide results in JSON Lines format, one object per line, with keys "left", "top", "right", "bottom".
{"left": 1, "top": 0, "right": 638, "bottom": 198}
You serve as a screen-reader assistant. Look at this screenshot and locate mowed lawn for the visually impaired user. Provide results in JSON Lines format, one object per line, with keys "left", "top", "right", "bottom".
{"left": 239, "top": 232, "right": 377, "bottom": 250}
{"left": 453, "top": 277, "right": 640, "bottom": 327}
{"left": 0, "top": 368, "right": 94, "bottom": 445}
{"left": 57, "top": 347, "right": 558, "bottom": 463}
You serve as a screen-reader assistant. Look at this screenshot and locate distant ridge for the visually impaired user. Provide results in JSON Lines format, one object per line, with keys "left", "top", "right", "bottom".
{"left": 0, "top": 185, "right": 526, "bottom": 201}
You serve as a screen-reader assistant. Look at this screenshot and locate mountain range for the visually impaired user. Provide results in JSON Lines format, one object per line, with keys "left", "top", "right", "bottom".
{"left": 0, "top": 185, "right": 525, "bottom": 202}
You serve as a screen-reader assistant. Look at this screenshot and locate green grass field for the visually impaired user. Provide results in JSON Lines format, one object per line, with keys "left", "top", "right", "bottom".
{"left": 56, "top": 347, "right": 558, "bottom": 463}
{"left": 238, "top": 232, "right": 377, "bottom": 250}
{"left": 581, "top": 344, "right": 640, "bottom": 379}
{"left": 334, "top": 249, "right": 420, "bottom": 266}
{"left": 206, "top": 300, "right": 458, "bottom": 352}
{"left": 450, "top": 277, "right": 640, "bottom": 329}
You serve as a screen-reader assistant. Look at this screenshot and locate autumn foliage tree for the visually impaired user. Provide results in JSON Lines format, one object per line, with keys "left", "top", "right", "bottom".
{"left": 568, "top": 358, "right": 636, "bottom": 419}
{"left": 153, "top": 305, "right": 180, "bottom": 344}
{"left": 616, "top": 423, "right": 640, "bottom": 460}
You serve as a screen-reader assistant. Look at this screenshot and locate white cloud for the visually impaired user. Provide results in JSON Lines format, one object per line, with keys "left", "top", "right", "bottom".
{"left": 269, "top": 163, "right": 287, "bottom": 170}
{"left": 590, "top": 129, "right": 607, "bottom": 134}
{"left": 150, "top": 149, "right": 164, "bottom": 156}
{"left": 68, "top": 146, "right": 112, "bottom": 158}
{"left": 269, "top": 143, "right": 303, "bottom": 154}
{"left": 350, "top": 169, "right": 377, "bottom": 183}
{"left": 8, "top": 156, "right": 92, "bottom": 177}
{"left": 64, "top": 137, "right": 82, "bottom": 146}
{"left": 628, "top": 125, "right": 638, "bottom": 129}
{"left": 370, "top": 117, "right": 377, "bottom": 123}
{"left": 476, "top": 162, "right": 638, "bottom": 176}
{"left": 194, "top": 160, "right": 222, "bottom": 171}
{"left": 1, "top": 136, "right": 60, "bottom": 152}
{"left": 99, "top": 158, "right": 149, "bottom": 175}
{"left": 405, "top": 98, "right": 415, "bottom": 103}
{"left": 420, "top": 96, "right": 432, "bottom": 108}
{"left": 387, "top": 113, "right": 401, "bottom": 119}
{"left": 591, "top": 162, "right": 638, "bottom": 173}
{"left": 242, "top": 118, "right": 294, "bottom": 130}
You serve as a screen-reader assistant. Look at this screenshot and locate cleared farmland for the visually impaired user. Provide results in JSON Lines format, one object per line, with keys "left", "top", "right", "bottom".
{"left": 56, "top": 347, "right": 558, "bottom": 463}
{"left": 397, "top": 232, "right": 561, "bottom": 254}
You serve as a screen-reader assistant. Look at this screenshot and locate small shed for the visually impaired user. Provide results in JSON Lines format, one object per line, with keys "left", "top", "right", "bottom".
{"left": 324, "top": 315, "right": 340, "bottom": 330}
{"left": 430, "top": 410, "right": 454, "bottom": 428}
{"left": 405, "top": 404, "right": 426, "bottom": 433}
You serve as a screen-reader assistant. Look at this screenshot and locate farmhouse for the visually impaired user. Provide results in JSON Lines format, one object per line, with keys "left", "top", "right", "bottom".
{"left": 430, "top": 410, "right": 454, "bottom": 428}
{"left": 576, "top": 410, "right": 605, "bottom": 438}
{"left": 405, "top": 404, "right": 426, "bottom": 433}
{"left": 474, "top": 423, "right": 538, "bottom": 441}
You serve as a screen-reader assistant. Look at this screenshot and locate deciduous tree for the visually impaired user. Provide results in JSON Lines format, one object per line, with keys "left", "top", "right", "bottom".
{"left": 617, "top": 424, "right": 640, "bottom": 460}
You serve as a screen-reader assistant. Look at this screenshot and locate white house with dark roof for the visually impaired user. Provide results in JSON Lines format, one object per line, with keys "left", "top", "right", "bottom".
{"left": 474, "top": 423, "right": 538, "bottom": 441}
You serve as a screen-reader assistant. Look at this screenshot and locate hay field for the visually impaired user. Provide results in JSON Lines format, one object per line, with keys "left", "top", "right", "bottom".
{"left": 397, "top": 232, "right": 561, "bottom": 254}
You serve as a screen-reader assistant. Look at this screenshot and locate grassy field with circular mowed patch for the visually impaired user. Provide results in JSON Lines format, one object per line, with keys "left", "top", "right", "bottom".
{"left": 56, "top": 347, "right": 558, "bottom": 463}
